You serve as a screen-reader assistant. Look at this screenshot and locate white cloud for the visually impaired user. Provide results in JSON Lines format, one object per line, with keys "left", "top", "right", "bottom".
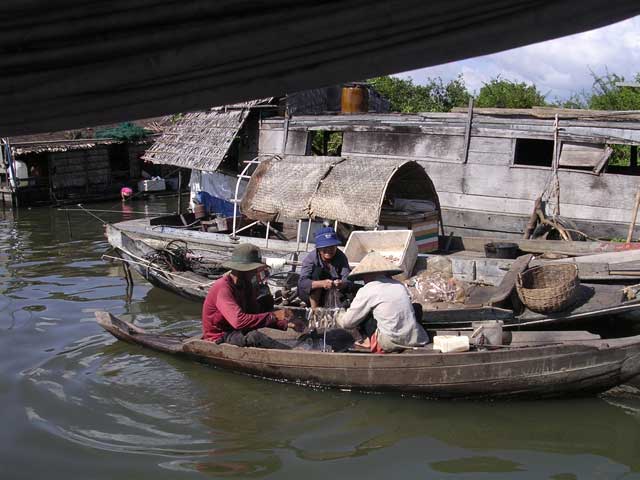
{"left": 397, "top": 16, "right": 640, "bottom": 101}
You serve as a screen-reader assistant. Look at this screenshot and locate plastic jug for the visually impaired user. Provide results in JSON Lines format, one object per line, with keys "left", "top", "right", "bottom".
{"left": 433, "top": 335, "right": 470, "bottom": 353}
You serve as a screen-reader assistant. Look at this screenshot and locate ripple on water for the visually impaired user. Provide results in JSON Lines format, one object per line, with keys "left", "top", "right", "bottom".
{"left": 21, "top": 333, "right": 218, "bottom": 462}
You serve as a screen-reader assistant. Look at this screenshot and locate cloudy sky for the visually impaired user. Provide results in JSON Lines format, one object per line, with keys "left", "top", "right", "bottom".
{"left": 397, "top": 15, "right": 640, "bottom": 102}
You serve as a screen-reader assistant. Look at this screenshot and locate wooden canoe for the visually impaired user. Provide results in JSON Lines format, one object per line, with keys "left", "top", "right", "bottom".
{"left": 95, "top": 311, "right": 640, "bottom": 400}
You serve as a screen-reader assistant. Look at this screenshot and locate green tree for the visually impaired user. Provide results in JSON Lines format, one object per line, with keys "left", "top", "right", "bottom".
{"left": 368, "top": 75, "right": 470, "bottom": 113}
{"left": 585, "top": 71, "right": 640, "bottom": 166}
{"left": 588, "top": 71, "right": 640, "bottom": 111}
{"left": 555, "top": 92, "right": 588, "bottom": 109}
{"left": 475, "top": 77, "right": 547, "bottom": 108}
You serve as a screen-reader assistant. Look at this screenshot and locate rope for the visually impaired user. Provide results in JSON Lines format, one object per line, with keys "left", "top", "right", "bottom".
{"left": 102, "top": 253, "right": 216, "bottom": 288}
{"left": 75, "top": 203, "right": 108, "bottom": 224}
{"left": 58, "top": 207, "right": 171, "bottom": 216}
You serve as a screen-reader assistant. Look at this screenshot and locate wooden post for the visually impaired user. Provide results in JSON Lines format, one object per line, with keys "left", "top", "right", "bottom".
{"left": 462, "top": 97, "right": 474, "bottom": 164}
{"left": 304, "top": 218, "right": 312, "bottom": 250}
{"left": 281, "top": 106, "right": 290, "bottom": 154}
{"left": 631, "top": 145, "right": 638, "bottom": 169}
{"left": 84, "top": 151, "right": 90, "bottom": 195}
{"left": 265, "top": 221, "right": 270, "bottom": 249}
{"left": 552, "top": 115, "right": 561, "bottom": 216}
{"left": 295, "top": 219, "right": 302, "bottom": 253}
{"left": 626, "top": 188, "right": 640, "bottom": 243}
{"left": 177, "top": 170, "right": 182, "bottom": 213}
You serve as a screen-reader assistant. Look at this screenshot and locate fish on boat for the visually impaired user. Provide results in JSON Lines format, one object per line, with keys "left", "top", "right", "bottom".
{"left": 95, "top": 311, "right": 640, "bottom": 400}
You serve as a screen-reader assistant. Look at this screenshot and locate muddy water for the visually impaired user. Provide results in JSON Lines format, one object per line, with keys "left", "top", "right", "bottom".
{"left": 2, "top": 199, "right": 640, "bottom": 480}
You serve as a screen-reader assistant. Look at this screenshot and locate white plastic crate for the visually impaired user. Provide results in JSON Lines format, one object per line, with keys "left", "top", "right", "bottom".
{"left": 138, "top": 178, "right": 166, "bottom": 192}
{"left": 433, "top": 335, "right": 470, "bottom": 353}
{"left": 344, "top": 230, "right": 418, "bottom": 279}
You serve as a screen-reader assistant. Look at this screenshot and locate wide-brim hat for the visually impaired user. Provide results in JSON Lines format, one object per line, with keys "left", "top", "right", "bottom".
{"left": 348, "top": 252, "right": 403, "bottom": 280}
{"left": 222, "top": 243, "right": 266, "bottom": 272}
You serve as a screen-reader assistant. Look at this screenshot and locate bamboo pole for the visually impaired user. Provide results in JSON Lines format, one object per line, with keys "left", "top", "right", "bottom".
{"left": 177, "top": 170, "right": 182, "bottom": 213}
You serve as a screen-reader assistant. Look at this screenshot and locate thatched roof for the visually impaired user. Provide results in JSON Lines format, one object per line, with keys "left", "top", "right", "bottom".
{"left": 7, "top": 118, "right": 163, "bottom": 155}
{"left": 241, "top": 155, "right": 439, "bottom": 227}
{"left": 142, "top": 99, "right": 273, "bottom": 171}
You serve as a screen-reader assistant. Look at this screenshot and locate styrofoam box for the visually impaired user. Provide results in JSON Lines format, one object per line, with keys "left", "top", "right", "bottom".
{"left": 433, "top": 335, "right": 470, "bottom": 353}
{"left": 344, "top": 230, "right": 418, "bottom": 279}
{"left": 138, "top": 178, "right": 166, "bottom": 192}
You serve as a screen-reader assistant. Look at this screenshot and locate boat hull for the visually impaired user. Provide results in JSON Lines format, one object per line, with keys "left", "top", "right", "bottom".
{"left": 96, "top": 311, "right": 640, "bottom": 400}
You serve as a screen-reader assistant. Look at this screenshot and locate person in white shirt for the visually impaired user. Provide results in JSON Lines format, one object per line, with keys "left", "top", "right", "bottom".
{"left": 336, "top": 252, "right": 429, "bottom": 353}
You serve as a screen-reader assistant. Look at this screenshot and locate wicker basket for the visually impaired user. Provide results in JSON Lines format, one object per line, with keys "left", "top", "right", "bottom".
{"left": 516, "top": 264, "right": 580, "bottom": 313}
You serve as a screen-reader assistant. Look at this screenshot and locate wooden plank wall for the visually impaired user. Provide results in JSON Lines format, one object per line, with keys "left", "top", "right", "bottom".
{"left": 50, "top": 147, "right": 110, "bottom": 190}
{"left": 127, "top": 143, "right": 148, "bottom": 179}
{"left": 259, "top": 116, "right": 640, "bottom": 236}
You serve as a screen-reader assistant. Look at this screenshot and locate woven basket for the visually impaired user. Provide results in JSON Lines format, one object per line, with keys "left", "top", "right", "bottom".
{"left": 516, "top": 264, "right": 580, "bottom": 313}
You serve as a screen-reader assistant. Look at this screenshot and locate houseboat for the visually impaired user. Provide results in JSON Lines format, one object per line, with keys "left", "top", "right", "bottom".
{"left": 0, "top": 119, "right": 189, "bottom": 208}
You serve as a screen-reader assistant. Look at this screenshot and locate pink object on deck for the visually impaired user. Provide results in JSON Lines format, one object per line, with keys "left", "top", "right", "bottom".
{"left": 121, "top": 187, "right": 133, "bottom": 198}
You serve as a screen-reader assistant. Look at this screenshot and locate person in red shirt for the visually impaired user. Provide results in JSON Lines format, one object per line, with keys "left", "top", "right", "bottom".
{"left": 202, "top": 243, "right": 304, "bottom": 348}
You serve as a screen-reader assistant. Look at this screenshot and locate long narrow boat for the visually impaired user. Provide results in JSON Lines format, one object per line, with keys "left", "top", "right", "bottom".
{"left": 109, "top": 232, "right": 640, "bottom": 332}
{"left": 96, "top": 311, "right": 640, "bottom": 400}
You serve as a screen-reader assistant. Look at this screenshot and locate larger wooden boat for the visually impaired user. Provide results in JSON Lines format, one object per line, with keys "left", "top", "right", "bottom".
{"left": 144, "top": 105, "right": 640, "bottom": 241}
{"left": 96, "top": 311, "right": 640, "bottom": 400}
{"left": 107, "top": 229, "right": 640, "bottom": 332}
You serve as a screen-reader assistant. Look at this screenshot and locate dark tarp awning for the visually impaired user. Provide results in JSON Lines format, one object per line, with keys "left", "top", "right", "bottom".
{"left": 1, "top": 1, "right": 639, "bottom": 136}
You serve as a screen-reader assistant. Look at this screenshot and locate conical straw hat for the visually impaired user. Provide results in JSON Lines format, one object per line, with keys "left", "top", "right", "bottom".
{"left": 348, "top": 252, "right": 403, "bottom": 280}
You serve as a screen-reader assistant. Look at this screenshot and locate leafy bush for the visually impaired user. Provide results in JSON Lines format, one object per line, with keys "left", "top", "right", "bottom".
{"left": 476, "top": 77, "right": 547, "bottom": 108}
{"left": 368, "top": 75, "right": 470, "bottom": 113}
{"left": 95, "top": 122, "right": 149, "bottom": 141}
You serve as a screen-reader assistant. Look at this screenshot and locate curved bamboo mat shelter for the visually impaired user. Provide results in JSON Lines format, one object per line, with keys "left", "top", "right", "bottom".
{"left": 309, "top": 156, "right": 440, "bottom": 228}
{"left": 241, "top": 155, "right": 440, "bottom": 227}
{"left": 241, "top": 155, "right": 342, "bottom": 222}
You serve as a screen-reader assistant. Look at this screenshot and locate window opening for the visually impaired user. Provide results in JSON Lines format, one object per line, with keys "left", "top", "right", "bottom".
{"left": 108, "top": 143, "right": 130, "bottom": 183}
{"left": 604, "top": 144, "right": 640, "bottom": 176}
{"left": 310, "top": 131, "right": 343, "bottom": 156}
{"left": 218, "top": 136, "right": 241, "bottom": 174}
{"left": 513, "top": 138, "right": 554, "bottom": 167}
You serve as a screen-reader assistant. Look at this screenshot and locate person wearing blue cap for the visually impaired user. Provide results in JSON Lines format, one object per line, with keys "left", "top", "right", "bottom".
{"left": 298, "top": 226, "right": 354, "bottom": 308}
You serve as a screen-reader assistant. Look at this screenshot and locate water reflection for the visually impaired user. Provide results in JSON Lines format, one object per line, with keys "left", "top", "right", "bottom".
{"left": 26, "top": 333, "right": 640, "bottom": 479}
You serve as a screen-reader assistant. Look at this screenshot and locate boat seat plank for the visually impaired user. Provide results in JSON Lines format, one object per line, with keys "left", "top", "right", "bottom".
{"left": 434, "top": 330, "right": 601, "bottom": 347}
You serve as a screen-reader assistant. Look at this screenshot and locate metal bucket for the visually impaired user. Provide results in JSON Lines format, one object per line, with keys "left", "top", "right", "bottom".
{"left": 484, "top": 242, "right": 519, "bottom": 259}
